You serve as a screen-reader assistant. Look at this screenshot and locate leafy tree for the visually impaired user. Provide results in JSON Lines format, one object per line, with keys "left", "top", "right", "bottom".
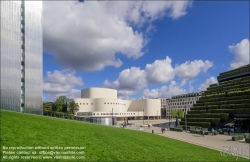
{"left": 176, "top": 109, "right": 184, "bottom": 118}
{"left": 43, "top": 102, "right": 53, "bottom": 112}
{"left": 171, "top": 109, "right": 177, "bottom": 118}
{"left": 68, "top": 100, "right": 79, "bottom": 115}
{"left": 54, "top": 96, "right": 67, "bottom": 112}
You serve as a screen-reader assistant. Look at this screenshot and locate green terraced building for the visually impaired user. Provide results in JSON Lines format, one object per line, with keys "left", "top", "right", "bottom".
{"left": 180, "top": 64, "right": 250, "bottom": 133}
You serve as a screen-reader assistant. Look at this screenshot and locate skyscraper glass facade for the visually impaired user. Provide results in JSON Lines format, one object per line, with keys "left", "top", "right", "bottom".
{"left": 0, "top": 1, "right": 43, "bottom": 115}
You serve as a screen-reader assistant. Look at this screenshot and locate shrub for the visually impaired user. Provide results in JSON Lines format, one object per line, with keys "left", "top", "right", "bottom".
{"left": 179, "top": 121, "right": 210, "bottom": 128}
{"left": 170, "top": 127, "right": 183, "bottom": 132}
{"left": 245, "top": 138, "right": 250, "bottom": 143}
{"left": 188, "top": 110, "right": 206, "bottom": 114}
{"left": 186, "top": 113, "right": 229, "bottom": 122}
{"left": 185, "top": 118, "right": 220, "bottom": 125}
{"left": 232, "top": 135, "right": 243, "bottom": 141}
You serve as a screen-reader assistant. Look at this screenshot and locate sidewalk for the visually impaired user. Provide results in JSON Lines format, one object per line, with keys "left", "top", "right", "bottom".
{"left": 118, "top": 120, "right": 250, "bottom": 159}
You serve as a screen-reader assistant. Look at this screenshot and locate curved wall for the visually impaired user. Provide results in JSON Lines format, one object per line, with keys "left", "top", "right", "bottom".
{"left": 81, "top": 88, "right": 117, "bottom": 99}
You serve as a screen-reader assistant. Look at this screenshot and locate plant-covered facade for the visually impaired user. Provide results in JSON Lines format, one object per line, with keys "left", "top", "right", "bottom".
{"left": 180, "top": 64, "right": 250, "bottom": 132}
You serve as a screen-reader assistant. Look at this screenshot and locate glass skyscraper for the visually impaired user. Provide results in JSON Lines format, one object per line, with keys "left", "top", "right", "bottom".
{"left": 0, "top": 1, "right": 43, "bottom": 115}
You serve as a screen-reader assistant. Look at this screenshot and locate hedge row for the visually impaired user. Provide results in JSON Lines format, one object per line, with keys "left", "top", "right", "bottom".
{"left": 170, "top": 127, "right": 183, "bottom": 132}
{"left": 204, "top": 102, "right": 220, "bottom": 106}
{"left": 210, "top": 108, "right": 250, "bottom": 114}
{"left": 220, "top": 104, "right": 250, "bottom": 109}
{"left": 184, "top": 118, "right": 220, "bottom": 125}
{"left": 189, "top": 129, "right": 218, "bottom": 135}
{"left": 186, "top": 113, "right": 228, "bottom": 122}
{"left": 179, "top": 121, "right": 211, "bottom": 128}
{"left": 187, "top": 110, "right": 206, "bottom": 114}
{"left": 220, "top": 95, "right": 250, "bottom": 101}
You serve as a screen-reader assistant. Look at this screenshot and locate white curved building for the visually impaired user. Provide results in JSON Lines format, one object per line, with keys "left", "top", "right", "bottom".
{"left": 68, "top": 88, "right": 161, "bottom": 120}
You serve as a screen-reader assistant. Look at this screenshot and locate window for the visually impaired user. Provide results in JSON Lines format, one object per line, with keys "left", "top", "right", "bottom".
{"left": 104, "top": 102, "right": 106, "bottom": 104}
{"left": 86, "top": 103, "right": 88, "bottom": 105}
{"left": 97, "top": 113, "right": 99, "bottom": 115}
{"left": 91, "top": 103, "right": 93, "bottom": 105}
{"left": 80, "top": 103, "right": 81, "bottom": 105}
{"left": 108, "top": 103, "right": 109, "bottom": 104}
{"left": 83, "top": 103, "right": 85, "bottom": 105}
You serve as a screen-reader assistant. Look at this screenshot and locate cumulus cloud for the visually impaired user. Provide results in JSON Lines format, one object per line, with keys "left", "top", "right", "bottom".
{"left": 43, "top": 1, "right": 192, "bottom": 72}
{"left": 142, "top": 81, "right": 186, "bottom": 98}
{"left": 104, "top": 67, "right": 147, "bottom": 99}
{"left": 174, "top": 60, "right": 213, "bottom": 80}
{"left": 229, "top": 38, "right": 250, "bottom": 69}
{"left": 145, "top": 56, "right": 175, "bottom": 84}
{"left": 198, "top": 77, "right": 217, "bottom": 91}
{"left": 104, "top": 56, "right": 213, "bottom": 99}
{"left": 43, "top": 70, "right": 83, "bottom": 101}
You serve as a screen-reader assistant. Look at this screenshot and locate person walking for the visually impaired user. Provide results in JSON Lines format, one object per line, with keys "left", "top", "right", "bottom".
{"left": 202, "top": 129, "right": 205, "bottom": 137}
{"left": 227, "top": 127, "right": 230, "bottom": 135}
{"left": 212, "top": 128, "right": 214, "bottom": 136}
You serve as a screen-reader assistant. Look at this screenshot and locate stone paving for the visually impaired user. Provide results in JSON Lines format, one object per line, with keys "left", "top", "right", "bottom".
{"left": 117, "top": 119, "right": 250, "bottom": 159}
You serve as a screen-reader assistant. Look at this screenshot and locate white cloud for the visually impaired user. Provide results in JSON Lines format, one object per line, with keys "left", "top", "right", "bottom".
{"left": 43, "top": 1, "right": 192, "bottom": 72}
{"left": 229, "top": 38, "right": 250, "bottom": 69}
{"left": 104, "top": 67, "right": 147, "bottom": 99}
{"left": 145, "top": 56, "right": 175, "bottom": 84}
{"left": 142, "top": 81, "right": 186, "bottom": 98}
{"left": 43, "top": 70, "right": 83, "bottom": 101}
{"left": 174, "top": 60, "right": 213, "bottom": 80}
{"left": 104, "top": 56, "right": 213, "bottom": 99}
{"left": 198, "top": 77, "right": 217, "bottom": 91}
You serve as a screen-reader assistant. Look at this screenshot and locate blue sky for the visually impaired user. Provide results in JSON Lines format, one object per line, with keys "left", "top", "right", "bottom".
{"left": 42, "top": 1, "right": 249, "bottom": 101}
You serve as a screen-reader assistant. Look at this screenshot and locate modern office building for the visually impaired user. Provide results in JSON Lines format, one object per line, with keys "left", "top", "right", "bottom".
{"left": 67, "top": 88, "right": 161, "bottom": 124}
{"left": 0, "top": 1, "right": 43, "bottom": 114}
{"left": 163, "top": 92, "right": 204, "bottom": 119}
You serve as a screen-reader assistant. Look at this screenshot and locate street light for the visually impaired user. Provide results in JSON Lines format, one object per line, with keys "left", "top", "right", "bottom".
{"left": 185, "top": 106, "right": 187, "bottom": 132}
{"left": 143, "top": 109, "right": 144, "bottom": 124}
{"left": 112, "top": 108, "right": 114, "bottom": 126}
{"left": 169, "top": 106, "right": 170, "bottom": 128}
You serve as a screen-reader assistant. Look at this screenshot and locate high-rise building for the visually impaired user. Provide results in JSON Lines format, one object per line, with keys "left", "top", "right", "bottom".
{"left": 0, "top": 1, "right": 43, "bottom": 115}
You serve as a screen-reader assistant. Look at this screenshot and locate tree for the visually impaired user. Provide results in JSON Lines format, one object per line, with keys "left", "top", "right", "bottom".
{"left": 43, "top": 102, "right": 53, "bottom": 115}
{"left": 68, "top": 100, "right": 79, "bottom": 115}
{"left": 176, "top": 109, "right": 184, "bottom": 119}
{"left": 54, "top": 96, "right": 67, "bottom": 112}
{"left": 171, "top": 109, "right": 177, "bottom": 118}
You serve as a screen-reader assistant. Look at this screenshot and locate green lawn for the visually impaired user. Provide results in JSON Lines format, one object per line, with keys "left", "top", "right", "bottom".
{"left": 0, "top": 110, "right": 248, "bottom": 161}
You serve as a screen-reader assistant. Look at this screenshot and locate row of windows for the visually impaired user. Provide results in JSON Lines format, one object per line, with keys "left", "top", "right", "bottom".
{"left": 104, "top": 102, "right": 126, "bottom": 106}
{"left": 166, "top": 97, "right": 199, "bottom": 103}
{"left": 81, "top": 112, "right": 137, "bottom": 116}
{"left": 76, "top": 102, "right": 126, "bottom": 106}
{"left": 77, "top": 103, "right": 93, "bottom": 105}
{"left": 168, "top": 101, "right": 195, "bottom": 106}
{"left": 171, "top": 92, "right": 203, "bottom": 99}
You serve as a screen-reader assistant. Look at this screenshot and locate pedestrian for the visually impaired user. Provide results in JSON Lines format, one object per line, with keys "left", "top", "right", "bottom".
{"left": 227, "top": 128, "right": 230, "bottom": 135}
{"left": 202, "top": 130, "right": 205, "bottom": 137}
{"left": 161, "top": 127, "right": 164, "bottom": 134}
{"left": 200, "top": 128, "right": 202, "bottom": 135}
{"left": 212, "top": 128, "right": 214, "bottom": 136}
{"left": 148, "top": 124, "right": 150, "bottom": 129}
{"left": 163, "top": 128, "right": 165, "bottom": 133}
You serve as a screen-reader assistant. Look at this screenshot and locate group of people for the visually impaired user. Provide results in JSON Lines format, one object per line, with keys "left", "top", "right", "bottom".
{"left": 200, "top": 128, "right": 205, "bottom": 137}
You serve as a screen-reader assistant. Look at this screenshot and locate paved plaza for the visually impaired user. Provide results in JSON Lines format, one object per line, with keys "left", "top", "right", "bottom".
{"left": 117, "top": 119, "right": 250, "bottom": 159}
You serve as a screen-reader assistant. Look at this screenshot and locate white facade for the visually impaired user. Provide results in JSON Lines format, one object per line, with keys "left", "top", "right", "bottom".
{"left": 68, "top": 88, "right": 161, "bottom": 119}
{"left": 163, "top": 92, "right": 204, "bottom": 118}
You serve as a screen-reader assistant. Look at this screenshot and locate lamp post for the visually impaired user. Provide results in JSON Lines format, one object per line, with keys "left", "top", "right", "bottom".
{"left": 169, "top": 106, "right": 170, "bottom": 128}
{"left": 112, "top": 108, "right": 114, "bottom": 126}
{"left": 185, "top": 106, "right": 187, "bottom": 132}
{"left": 143, "top": 109, "right": 144, "bottom": 124}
